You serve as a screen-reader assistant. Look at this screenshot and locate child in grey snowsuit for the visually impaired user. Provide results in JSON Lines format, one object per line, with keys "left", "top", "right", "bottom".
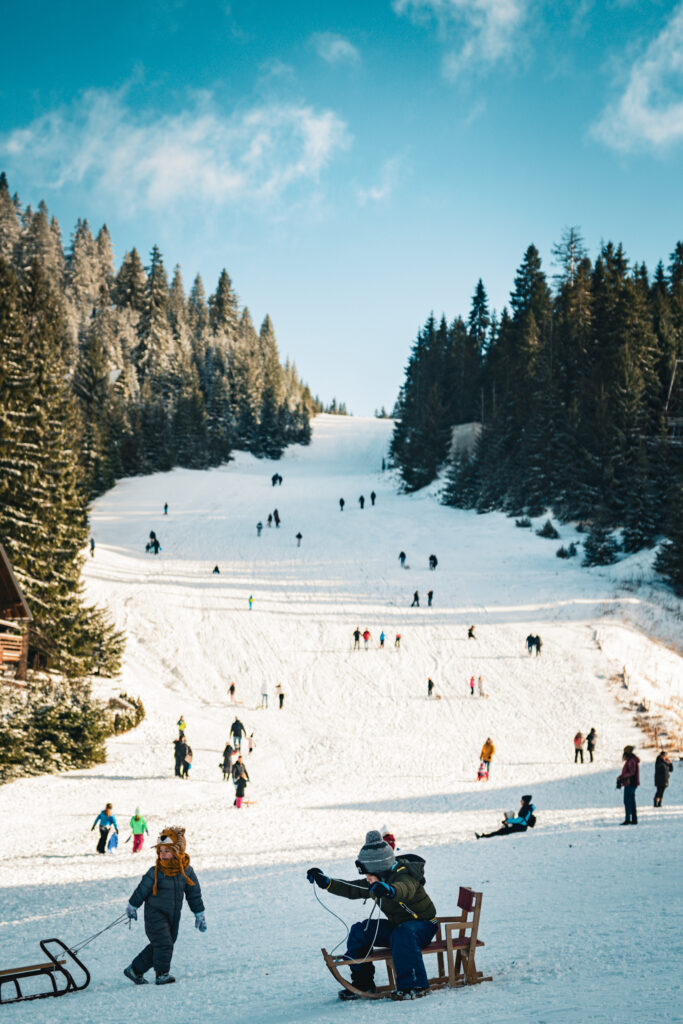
{"left": 124, "top": 826, "right": 206, "bottom": 985}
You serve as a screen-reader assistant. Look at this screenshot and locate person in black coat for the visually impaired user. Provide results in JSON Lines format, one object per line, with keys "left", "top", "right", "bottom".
{"left": 221, "top": 742, "right": 234, "bottom": 780}
{"left": 230, "top": 718, "right": 246, "bottom": 751}
{"left": 654, "top": 751, "right": 673, "bottom": 807}
{"left": 232, "top": 755, "right": 250, "bottom": 808}
{"left": 173, "top": 737, "right": 187, "bottom": 777}
{"left": 586, "top": 728, "right": 597, "bottom": 762}
{"left": 124, "top": 826, "right": 206, "bottom": 985}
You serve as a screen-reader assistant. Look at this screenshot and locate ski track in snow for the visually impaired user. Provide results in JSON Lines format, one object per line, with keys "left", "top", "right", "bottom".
{"left": 1, "top": 414, "right": 682, "bottom": 1024}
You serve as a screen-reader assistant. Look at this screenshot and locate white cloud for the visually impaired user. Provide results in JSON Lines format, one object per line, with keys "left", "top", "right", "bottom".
{"left": 357, "top": 156, "right": 404, "bottom": 205}
{"left": 592, "top": 3, "right": 683, "bottom": 151}
{"left": 393, "top": 0, "right": 527, "bottom": 77}
{"left": 0, "top": 87, "right": 351, "bottom": 212}
{"left": 310, "top": 31, "right": 361, "bottom": 65}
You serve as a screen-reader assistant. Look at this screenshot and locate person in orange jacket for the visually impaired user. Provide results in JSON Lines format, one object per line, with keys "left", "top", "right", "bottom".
{"left": 480, "top": 738, "right": 495, "bottom": 775}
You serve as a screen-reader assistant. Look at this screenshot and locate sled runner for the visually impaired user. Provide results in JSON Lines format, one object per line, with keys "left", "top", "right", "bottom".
{"left": 0, "top": 939, "right": 90, "bottom": 1004}
{"left": 322, "top": 887, "right": 491, "bottom": 1000}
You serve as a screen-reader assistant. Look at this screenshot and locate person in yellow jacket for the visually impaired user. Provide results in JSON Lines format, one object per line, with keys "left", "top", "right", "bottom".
{"left": 480, "top": 738, "right": 495, "bottom": 774}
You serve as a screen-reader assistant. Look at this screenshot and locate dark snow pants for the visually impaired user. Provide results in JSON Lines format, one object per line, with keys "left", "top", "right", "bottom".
{"left": 97, "top": 827, "right": 110, "bottom": 854}
{"left": 623, "top": 785, "right": 637, "bottom": 823}
{"left": 480, "top": 823, "right": 527, "bottom": 839}
{"left": 345, "top": 918, "right": 437, "bottom": 991}
{"left": 132, "top": 909, "right": 180, "bottom": 976}
{"left": 654, "top": 785, "right": 666, "bottom": 807}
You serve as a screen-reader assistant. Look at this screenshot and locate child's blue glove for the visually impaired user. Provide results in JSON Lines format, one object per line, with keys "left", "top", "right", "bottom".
{"left": 306, "top": 867, "right": 330, "bottom": 888}
{"left": 126, "top": 904, "right": 137, "bottom": 920}
{"left": 195, "top": 912, "right": 207, "bottom": 932}
{"left": 369, "top": 881, "right": 395, "bottom": 899}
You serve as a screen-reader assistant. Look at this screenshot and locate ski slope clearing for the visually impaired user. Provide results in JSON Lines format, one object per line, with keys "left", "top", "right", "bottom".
{"left": 1, "top": 414, "right": 681, "bottom": 1024}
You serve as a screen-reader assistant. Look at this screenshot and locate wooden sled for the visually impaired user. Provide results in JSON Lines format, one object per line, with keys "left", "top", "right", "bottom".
{"left": 322, "top": 887, "right": 492, "bottom": 1000}
{"left": 0, "top": 939, "right": 90, "bottom": 1004}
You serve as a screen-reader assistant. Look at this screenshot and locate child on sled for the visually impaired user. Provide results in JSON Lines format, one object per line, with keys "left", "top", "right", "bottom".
{"left": 123, "top": 826, "right": 206, "bottom": 986}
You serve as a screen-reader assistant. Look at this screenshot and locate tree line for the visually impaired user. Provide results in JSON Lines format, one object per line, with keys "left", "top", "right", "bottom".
{"left": 390, "top": 230, "right": 683, "bottom": 594}
{"left": 0, "top": 171, "right": 317, "bottom": 677}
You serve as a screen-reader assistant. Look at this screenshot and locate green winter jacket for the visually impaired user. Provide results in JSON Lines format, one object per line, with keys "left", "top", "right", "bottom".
{"left": 130, "top": 816, "right": 148, "bottom": 835}
{"left": 325, "top": 858, "right": 436, "bottom": 926}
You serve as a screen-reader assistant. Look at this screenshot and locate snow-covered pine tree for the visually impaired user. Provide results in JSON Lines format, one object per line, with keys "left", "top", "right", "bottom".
{"left": 256, "top": 314, "right": 286, "bottom": 458}
{"left": 654, "top": 483, "right": 683, "bottom": 595}
{"left": 0, "top": 258, "right": 123, "bottom": 674}
{"left": 0, "top": 172, "right": 22, "bottom": 263}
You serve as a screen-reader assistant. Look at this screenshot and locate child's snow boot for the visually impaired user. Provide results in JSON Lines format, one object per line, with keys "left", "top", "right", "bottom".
{"left": 123, "top": 965, "right": 148, "bottom": 985}
{"left": 338, "top": 981, "right": 376, "bottom": 1000}
{"left": 155, "top": 973, "right": 176, "bottom": 985}
{"left": 390, "top": 987, "right": 430, "bottom": 1001}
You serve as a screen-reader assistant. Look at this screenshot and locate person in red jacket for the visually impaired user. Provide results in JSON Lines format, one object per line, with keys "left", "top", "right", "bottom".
{"left": 618, "top": 745, "right": 640, "bottom": 825}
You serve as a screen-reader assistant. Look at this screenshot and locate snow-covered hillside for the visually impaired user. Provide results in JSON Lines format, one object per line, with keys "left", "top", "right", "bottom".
{"left": 0, "top": 414, "right": 681, "bottom": 1024}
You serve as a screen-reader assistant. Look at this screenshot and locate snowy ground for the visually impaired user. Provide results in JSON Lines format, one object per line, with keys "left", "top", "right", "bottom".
{"left": 1, "top": 414, "right": 682, "bottom": 1024}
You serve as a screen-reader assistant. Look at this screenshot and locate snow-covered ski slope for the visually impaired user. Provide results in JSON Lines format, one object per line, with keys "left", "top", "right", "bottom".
{"left": 1, "top": 414, "right": 681, "bottom": 1024}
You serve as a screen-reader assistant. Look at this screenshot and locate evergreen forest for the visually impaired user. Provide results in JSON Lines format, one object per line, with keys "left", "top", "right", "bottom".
{"left": 0, "top": 172, "right": 316, "bottom": 776}
{"left": 390, "top": 231, "right": 683, "bottom": 594}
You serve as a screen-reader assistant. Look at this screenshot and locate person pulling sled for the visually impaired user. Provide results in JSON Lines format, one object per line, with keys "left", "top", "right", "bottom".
{"left": 123, "top": 826, "right": 206, "bottom": 987}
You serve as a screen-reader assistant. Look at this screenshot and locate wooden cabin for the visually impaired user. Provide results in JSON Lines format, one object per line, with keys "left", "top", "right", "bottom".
{"left": 0, "top": 543, "right": 32, "bottom": 681}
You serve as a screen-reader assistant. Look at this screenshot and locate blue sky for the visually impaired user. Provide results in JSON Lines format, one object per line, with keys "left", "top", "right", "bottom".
{"left": 2, "top": 1, "right": 683, "bottom": 414}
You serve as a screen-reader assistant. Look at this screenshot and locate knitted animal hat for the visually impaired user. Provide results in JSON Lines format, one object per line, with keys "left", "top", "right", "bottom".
{"left": 155, "top": 826, "right": 187, "bottom": 856}
{"left": 153, "top": 826, "right": 194, "bottom": 894}
{"left": 357, "top": 830, "right": 395, "bottom": 875}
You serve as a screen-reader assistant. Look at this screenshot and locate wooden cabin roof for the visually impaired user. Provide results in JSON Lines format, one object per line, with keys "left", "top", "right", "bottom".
{"left": 0, "top": 543, "right": 32, "bottom": 621}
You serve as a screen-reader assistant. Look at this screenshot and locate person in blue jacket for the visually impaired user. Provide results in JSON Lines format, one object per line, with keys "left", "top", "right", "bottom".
{"left": 124, "top": 826, "right": 206, "bottom": 986}
{"left": 475, "top": 795, "right": 535, "bottom": 839}
{"left": 92, "top": 803, "right": 118, "bottom": 854}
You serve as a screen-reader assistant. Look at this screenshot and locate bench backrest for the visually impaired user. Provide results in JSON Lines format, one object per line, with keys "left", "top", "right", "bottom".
{"left": 458, "top": 886, "right": 475, "bottom": 913}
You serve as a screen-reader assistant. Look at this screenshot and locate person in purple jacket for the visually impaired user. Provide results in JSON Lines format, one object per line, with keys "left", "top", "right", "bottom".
{"left": 618, "top": 745, "right": 640, "bottom": 824}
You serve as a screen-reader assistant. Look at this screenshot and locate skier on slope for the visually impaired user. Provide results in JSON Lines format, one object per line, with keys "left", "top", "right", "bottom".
{"left": 353, "top": 627, "right": 361, "bottom": 650}
{"left": 307, "top": 830, "right": 437, "bottom": 1000}
{"left": 123, "top": 826, "right": 206, "bottom": 986}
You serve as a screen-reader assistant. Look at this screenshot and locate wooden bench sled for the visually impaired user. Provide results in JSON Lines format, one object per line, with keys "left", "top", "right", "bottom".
{"left": 0, "top": 939, "right": 90, "bottom": 1004}
{"left": 322, "top": 885, "right": 492, "bottom": 1000}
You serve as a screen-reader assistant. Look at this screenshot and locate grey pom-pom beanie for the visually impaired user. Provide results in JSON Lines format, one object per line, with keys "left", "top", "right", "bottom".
{"left": 357, "top": 829, "right": 395, "bottom": 875}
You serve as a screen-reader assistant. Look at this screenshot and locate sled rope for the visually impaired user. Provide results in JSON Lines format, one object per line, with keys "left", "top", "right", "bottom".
{"left": 69, "top": 912, "right": 129, "bottom": 955}
{"left": 313, "top": 880, "right": 381, "bottom": 960}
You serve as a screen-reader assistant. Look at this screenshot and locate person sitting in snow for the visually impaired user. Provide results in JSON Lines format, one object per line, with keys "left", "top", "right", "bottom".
{"left": 124, "top": 826, "right": 206, "bottom": 986}
{"left": 307, "top": 830, "right": 437, "bottom": 1001}
{"left": 476, "top": 795, "right": 535, "bottom": 839}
